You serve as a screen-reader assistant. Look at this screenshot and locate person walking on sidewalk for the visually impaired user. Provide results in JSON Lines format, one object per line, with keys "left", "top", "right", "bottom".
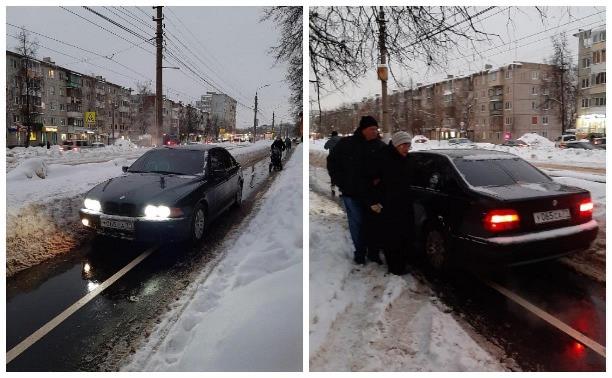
{"left": 324, "top": 131, "right": 342, "bottom": 196}
{"left": 327, "top": 116, "right": 385, "bottom": 265}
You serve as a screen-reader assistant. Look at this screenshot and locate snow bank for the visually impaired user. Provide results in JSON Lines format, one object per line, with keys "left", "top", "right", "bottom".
{"left": 7, "top": 158, "right": 48, "bottom": 179}
{"left": 518, "top": 133, "right": 555, "bottom": 147}
{"left": 309, "top": 191, "right": 507, "bottom": 371}
{"left": 123, "top": 145, "right": 303, "bottom": 371}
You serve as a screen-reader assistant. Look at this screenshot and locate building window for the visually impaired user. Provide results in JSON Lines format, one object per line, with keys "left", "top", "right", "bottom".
{"left": 505, "top": 69, "right": 512, "bottom": 79}
{"left": 489, "top": 72, "right": 497, "bottom": 81}
{"left": 543, "top": 100, "right": 549, "bottom": 110}
{"left": 594, "top": 72, "right": 606, "bottom": 85}
{"left": 48, "top": 69, "right": 55, "bottom": 79}
{"left": 542, "top": 87, "right": 549, "bottom": 95}
{"left": 60, "top": 118, "right": 65, "bottom": 125}
{"left": 506, "top": 86, "right": 510, "bottom": 94}
{"left": 505, "top": 117, "right": 512, "bottom": 125}
{"left": 581, "top": 98, "right": 590, "bottom": 108}
{"left": 593, "top": 97, "right": 606, "bottom": 106}
{"left": 531, "top": 116, "right": 538, "bottom": 125}
{"left": 602, "top": 49, "right": 606, "bottom": 62}
{"left": 582, "top": 57, "right": 591, "bottom": 68}
{"left": 504, "top": 101, "right": 512, "bottom": 110}
{"left": 60, "top": 88, "right": 64, "bottom": 96}
{"left": 531, "top": 86, "right": 538, "bottom": 95}
{"left": 532, "top": 71, "right": 539, "bottom": 80}
{"left": 60, "top": 103, "right": 64, "bottom": 111}
{"left": 593, "top": 50, "right": 601, "bottom": 64}
{"left": 480, "top": 90, "right": 485, "bottom": 98}
{"left": 50, "top": 103, "right": 55, "bottom": 111}
{"left": 532, "top": 101, "right": 536, "bottom": 110}
{"left": 481, "top": 104, "right": 485, "bottom": 112}
{"left": 582, "top": 78, "right": 590, "bottom": 88}
{"left": 542, "top": 116, "right": 549, "bottom": 125}
{"left": 542, "top": 131, "right": 548, "bottom": 138}
{"left": 12, "top": 59, "right": 17, "bottom": 69}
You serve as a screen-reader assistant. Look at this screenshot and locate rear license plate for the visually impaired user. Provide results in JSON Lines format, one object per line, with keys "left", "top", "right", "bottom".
{"left": 533, "top": 209, "right": 570, "bottom": 224}
{"left": 100, "top": 217, "right": 134, "bottom": 231}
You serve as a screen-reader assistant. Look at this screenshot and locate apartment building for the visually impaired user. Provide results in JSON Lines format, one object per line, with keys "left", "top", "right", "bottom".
{"left": 320, "top": 61, "right": 563, "bottom": 143}
{"left": 574, "top": 27, "right": 606, "bottom": 136}
{"left": 196, "top": 91, "right": 237, "bottom": 134}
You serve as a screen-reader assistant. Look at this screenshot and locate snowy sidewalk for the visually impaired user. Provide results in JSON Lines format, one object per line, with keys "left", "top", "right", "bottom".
{"left": 309, "top": 191, "right": 508, "bottom": 372}
{"left": 123, "top": 144, "right": 303, "bottom": 372}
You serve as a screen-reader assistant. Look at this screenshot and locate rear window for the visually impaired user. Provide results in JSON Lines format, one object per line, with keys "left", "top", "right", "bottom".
{"left": 454, "top": 158, "right": 551, "bottom": 187}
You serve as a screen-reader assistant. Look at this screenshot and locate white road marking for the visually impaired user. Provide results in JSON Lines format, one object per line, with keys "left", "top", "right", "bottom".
{"left": 483, "top": 278, "right": 606, "bottom": 359}
{"left": 6, "top": 247, "right": 156, "bottom": 364}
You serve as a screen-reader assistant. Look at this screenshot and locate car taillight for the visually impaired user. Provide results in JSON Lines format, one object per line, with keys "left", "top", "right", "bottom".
{"left": 578, "top": 199, "right": 593, "bottom": 219}
{"left": 483, "top": 209, "right": 520, "bottom": 232}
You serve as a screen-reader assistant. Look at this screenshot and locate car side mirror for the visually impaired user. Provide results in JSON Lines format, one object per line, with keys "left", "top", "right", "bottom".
{"left": 122, "top": 166, "right": 129, "bottom": 173}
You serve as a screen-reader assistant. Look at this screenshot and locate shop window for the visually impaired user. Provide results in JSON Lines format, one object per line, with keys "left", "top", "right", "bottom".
{"left": 531, "top": 116, "right": 538, "bottom": 125}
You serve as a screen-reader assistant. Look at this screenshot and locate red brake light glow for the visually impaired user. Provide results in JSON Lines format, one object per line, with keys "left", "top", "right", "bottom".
{"left": 484, "top": 209, "right": 520, "bottom": 232}
{"left": 579, "top": 199, "right": 593, "bottom": 217}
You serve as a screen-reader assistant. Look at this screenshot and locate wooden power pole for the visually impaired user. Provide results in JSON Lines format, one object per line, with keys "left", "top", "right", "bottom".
{"left": 154, "top": 6, "right": 163, "bottom": 146}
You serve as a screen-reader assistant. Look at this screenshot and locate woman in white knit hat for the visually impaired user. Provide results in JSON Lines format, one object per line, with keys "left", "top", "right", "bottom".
{"left": 367, "top": 131, "right": 414, "bottom": 275}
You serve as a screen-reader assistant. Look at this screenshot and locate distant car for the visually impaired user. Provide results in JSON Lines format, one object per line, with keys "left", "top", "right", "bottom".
{"left": 60, "top": 140, "right": 91, "bottom": 152}
{"left": 91, "top": 142, "right": 106, "bottom": 148}
{"left": 447, "top": 138, "right": 476, "bottom": 147}
{"left": 501, "top": 139, "right": 529, "bottom": 147}
{"left": 407, "top": 149, "right": 598, "bottom": 270}
{"left": 591, "top": 137, "right": 606, "bottom": 148}
{"left": 79, "top": 145, "right": 243, "bottom": 243}
{"left": 564, "top": 141, "right": 604, "bottom": 150}
{"left": 413, "top": 135, "right": 429, "bottom": 144}
{"left": 555, "top": 134, "right": 576, "bottom": 148}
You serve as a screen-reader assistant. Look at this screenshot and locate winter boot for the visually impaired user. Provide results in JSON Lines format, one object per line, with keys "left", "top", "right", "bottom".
{"left": 353, "top": 250, "right": 366, "bottom": 265}
{"left": 367, "top": 249, "right": 383, "bottom": 265}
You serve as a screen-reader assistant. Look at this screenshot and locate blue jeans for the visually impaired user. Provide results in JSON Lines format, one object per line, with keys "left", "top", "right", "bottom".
{"left": 341, "top": 196, "right": 366, "bottom": 256}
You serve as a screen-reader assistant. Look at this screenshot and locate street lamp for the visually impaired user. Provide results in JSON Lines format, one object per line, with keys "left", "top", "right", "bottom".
{"left": 253, "top": 83, "right": 270, "bottom": 142}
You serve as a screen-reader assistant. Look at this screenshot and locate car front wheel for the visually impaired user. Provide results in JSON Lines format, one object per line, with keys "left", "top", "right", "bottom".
{"left": 190, "top": 203, "right": 206, "bottom": 243}
{"left": 425, "top": 229, "right": 451, "bottom": 271}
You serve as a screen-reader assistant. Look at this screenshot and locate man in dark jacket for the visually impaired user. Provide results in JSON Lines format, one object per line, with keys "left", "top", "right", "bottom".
{"left": 368, "top": 131, "right": 413, "bottom": 275}
{"left": 271, "top": 136, "right": 286, "bottom": 151}
{"left": 284, "top": 136, "right": 292, "bottom": 149}
{"left": 327, "top": 115, "right": 385, "bottom": 265}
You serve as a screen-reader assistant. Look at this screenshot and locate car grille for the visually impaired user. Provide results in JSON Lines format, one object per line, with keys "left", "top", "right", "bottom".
{"left": 102, "top": 201, "right": 139, "bottom": 217}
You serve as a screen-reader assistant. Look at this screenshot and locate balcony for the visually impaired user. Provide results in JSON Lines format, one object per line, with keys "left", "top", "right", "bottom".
{"left": 490, "top": 109, "right": 503, "bottom": 116}
{"left": 67, "top": 111, "right": 82, "bottom": 118}
{"left": 489, "top": 95, "right": 503, "bottom": 102}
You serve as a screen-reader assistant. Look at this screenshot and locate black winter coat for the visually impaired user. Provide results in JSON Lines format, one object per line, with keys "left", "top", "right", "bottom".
{"left": 369, "top": 144, "right": 414, "bottom": 250}
{"left": 327, "top": 132, "right": 385, "bottom": 198}
{"left": 271, "top": 139, "right": 286, "bottom": 151}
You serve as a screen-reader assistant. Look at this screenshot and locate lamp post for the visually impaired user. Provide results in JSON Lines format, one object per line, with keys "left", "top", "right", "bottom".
{"left": 253, "top": 83, "right": 270, "bottom": 142}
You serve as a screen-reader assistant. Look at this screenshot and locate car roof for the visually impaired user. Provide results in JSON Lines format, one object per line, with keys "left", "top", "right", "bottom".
{"left": 411, "top": 148, "right": 516, "bottom": 159}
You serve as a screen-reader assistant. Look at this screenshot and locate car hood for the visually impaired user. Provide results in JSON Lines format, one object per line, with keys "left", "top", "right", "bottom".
{"left": 87, "top": 173, "right": 202, "bottom": 206}
{"left": 472, "top": 181, "right": 587, "bottom": 201}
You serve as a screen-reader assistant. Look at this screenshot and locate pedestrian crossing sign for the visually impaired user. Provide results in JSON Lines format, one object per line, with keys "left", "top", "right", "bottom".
{"left": 85, "top": 112, "right": 96, "bottom": 124}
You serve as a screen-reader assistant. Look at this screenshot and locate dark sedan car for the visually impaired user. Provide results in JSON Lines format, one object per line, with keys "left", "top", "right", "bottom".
{"left": 407, "top": 149, "right": 598, "bottom": 270}
{"left": 501, "top": 139, "right": 529, "bottom": 147}
{"left": 79, "top": 145, "right": 243, "bottom": 243}
{"left": 564, "top": 141, "right": 604, "bottom": 150}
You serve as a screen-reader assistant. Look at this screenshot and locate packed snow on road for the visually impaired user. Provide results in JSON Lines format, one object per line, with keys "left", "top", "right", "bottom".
{"left": 309, "top": 134, "right": 605, "bottom": 371}
{"left": 123, "top": 144, "right": 303, "bottom": 372}
{"left": 5, "top": 140, "right": 273, "bottom": 276}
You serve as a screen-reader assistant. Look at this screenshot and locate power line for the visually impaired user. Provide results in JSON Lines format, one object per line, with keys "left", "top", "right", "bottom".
{"left": 82, "top": 6, "right": 152, "bottom": 45}
{"left": 102, "top": 6, "right": 154, "bottom": 38}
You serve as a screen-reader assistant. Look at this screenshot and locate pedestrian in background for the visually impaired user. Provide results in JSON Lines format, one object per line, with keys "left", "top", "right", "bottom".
{"left": 327, "top": 116, "right": 385, "bottom": 265}
{"left": 324, "top": 131, "right": 342, "bottom": 196}
{"left": 368, "top": 131, "right": 414, "bottom": 275}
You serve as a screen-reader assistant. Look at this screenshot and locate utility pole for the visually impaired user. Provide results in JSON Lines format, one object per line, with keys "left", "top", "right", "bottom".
{"left": 111, "top": 101, "right": 115, "bottom": 144}
{"left": 154, "top": 6, "right": 163, "bottom": 146}
{"left": 253, "top": 92, "right": 258, "bottom": 142}
{"left": 272, "top": 111, "right": 275, "bottom": 136}
{"left": 377, "top": 6, "right": 390, "bottom": 139}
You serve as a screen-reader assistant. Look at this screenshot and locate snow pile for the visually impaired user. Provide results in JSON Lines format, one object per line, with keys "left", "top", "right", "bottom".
{"left": 518, "top": 133, "right": 555, "bottom": 147}
{"left": 5, "top": 142, "right": 273, "bottom": 276}
{"left": 124, "top": 145, "right": 303, "bottom": 371}
{"left": 7, "top": 157, "right": 48, "bottom": 179}
{"left": 309, "top": 191, "right": 507, "bottom": 371}
{"left": 114, "top": 138, "right": 137, "bottom": 148}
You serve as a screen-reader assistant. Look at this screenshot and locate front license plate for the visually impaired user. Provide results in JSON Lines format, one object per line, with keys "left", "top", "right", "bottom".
{"left": 100, "top": 217, "right": 134, "bottom": 231}
{"left": 533, "top": 209, "right": 571, "bottom": 224}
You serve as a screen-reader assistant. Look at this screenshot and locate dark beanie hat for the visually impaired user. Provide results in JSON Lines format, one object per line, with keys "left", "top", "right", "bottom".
{"left": 357, "top": 115, "right": 378, "bottom": 131}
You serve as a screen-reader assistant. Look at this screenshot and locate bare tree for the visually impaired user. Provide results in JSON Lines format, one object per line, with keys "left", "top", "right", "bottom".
{"left": 261, "top": 6, "right": 303, "bottom": 118}
{"left": 132, "top": 80, "right": 153, "bottom": 137}
{"left": 14, "top": 26, "right": 42, "bottom": 147}
{"left": 545, "top": 32, "right": 577, "bottom": 133}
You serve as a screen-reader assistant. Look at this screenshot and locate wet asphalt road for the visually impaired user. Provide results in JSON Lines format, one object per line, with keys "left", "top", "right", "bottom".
{"left": 6, "top": 150, "right": 293, "bottom": 371}
{"left": 310, "top": 170, "right": 605, "bottom": 372}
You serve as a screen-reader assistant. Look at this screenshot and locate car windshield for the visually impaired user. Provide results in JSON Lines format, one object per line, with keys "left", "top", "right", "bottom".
{"left": 128, "top": 149, "right": 205, "bottom": 175}
{"left": 454, "top": 158, "right": 551, "bottom": 187}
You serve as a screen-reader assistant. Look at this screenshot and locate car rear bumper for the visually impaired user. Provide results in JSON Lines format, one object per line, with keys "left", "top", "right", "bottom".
{"left": 79, "top": 209, "right": 191, "bottom": 242}
{"left": 455, "top": 220, "right": 598, "bottom": 267}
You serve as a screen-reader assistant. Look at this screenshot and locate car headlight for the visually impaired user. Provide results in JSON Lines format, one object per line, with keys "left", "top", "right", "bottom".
{"left": 84, "top": 198, "right": 101, "bottom": 212}
{"left": 144, "top": 205, "right": 173, "bottom": 219}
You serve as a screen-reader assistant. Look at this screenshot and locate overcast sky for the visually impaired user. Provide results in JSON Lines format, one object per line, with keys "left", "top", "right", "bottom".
{"left": 6, "top": 6, "right": 293, "bottom": 130}
{"left": 311, "top": 6, "right": 606, "bottom": 111}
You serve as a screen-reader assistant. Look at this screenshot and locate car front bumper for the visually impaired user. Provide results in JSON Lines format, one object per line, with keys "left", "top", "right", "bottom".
{"left": 79, "top": 209, "right": 191, "bottom": 242}
{"left": 455, "top": 220, "right": 599, "bottom": 267}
